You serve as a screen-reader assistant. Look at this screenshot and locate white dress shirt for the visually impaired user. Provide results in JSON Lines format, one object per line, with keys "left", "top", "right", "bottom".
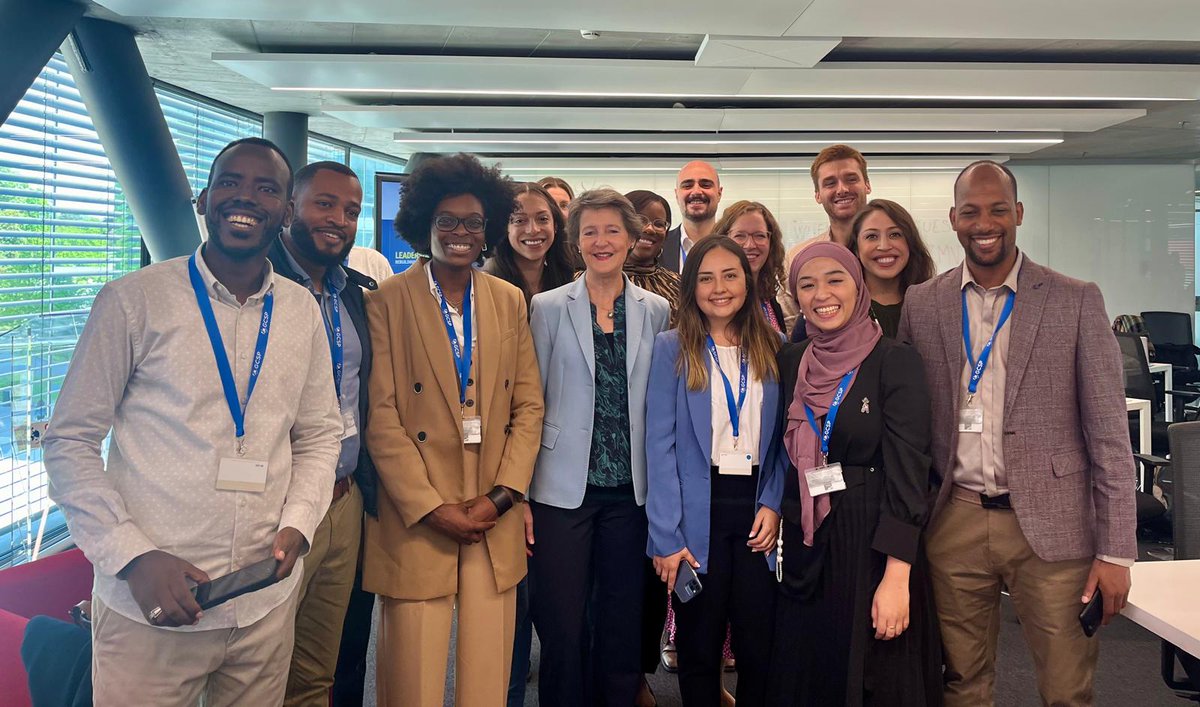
{"left": 347, "top": 245, "right": 395, "bottom": 284}
{"left": 709, "top": 345, "right": 763, "bottom": 465}
{"left": 44, "top": 245, "right": 342, "bottom": 631}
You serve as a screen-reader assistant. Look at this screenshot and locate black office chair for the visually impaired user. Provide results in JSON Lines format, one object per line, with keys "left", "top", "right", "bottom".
{"left": 1158, "top": 423, "right": 1200, "bottom": 695}
{"left": 1141, "top": 311, "right": 1200, "bottom": 389}
{"left": 1117, "top": 333, "right": 1200, "bottom": 459}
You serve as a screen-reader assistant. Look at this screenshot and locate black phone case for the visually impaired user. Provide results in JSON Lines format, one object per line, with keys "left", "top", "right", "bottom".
{"left": 193, "top": 558, "right": 281, "bottom": 610}
{"left": 674, "top": 562, "right": 703, "bottom": 603}
{"left": 1078, "top": 588, "right": 1104, "bottom": 637}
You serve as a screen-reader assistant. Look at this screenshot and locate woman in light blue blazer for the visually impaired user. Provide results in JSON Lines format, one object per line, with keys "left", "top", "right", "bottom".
{"left": 646, "top": 235, "right": 784, "bottom": 707}
{"left": 528, "top": 188, "right": 671, "bottom": 706}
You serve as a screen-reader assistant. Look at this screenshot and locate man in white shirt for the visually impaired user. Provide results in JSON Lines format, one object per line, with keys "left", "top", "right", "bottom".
{"left": 347, "top": 245, "right": 395, "bottom": 283}
{"left": 661, "top": 160, "right": 722, "bottom": 272}
{"left": 44, "top": 137, "right": 343, "bottom": 706}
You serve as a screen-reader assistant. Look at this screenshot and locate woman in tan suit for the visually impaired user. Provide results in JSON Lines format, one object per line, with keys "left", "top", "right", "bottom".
{"left": 364, "top": 154, "right": 544, "bottom": 707}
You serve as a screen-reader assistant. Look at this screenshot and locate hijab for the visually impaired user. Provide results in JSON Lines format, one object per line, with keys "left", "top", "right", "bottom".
{"left": 783, "top": 241, "right": 882, "bottom": 545}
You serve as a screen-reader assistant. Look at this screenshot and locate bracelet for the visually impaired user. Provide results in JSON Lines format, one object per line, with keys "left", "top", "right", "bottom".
{"left": 486, "top": 486, "right": 515, "bottom": 516}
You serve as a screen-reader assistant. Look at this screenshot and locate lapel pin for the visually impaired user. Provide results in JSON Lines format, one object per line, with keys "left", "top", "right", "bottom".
{"left": 861, "top": 397, "right": 870, "bottom": 414}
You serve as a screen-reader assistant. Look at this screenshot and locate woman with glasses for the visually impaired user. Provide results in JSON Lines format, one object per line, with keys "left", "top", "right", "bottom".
{"left": 847, "top": 199, "right": 935, "bottom": 338}
{"left": 485, "top": 182, "right": 577, "bottom": 306}
{"left": 537, "top": 176, "right": 575, "bottom": 219}
{"left": 364, "top": 153, "right": 544, "bottom": 706}
{"left": 623, "top": 190, "right": 682, "bottom": 317}
{"left": 528, "top": 189, "right": 671, "bottom": 706}
{"left": 713, "top": 201, "right": 788, "bottom": 336}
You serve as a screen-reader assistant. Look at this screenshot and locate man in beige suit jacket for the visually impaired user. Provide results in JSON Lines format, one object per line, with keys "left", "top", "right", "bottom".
{"left": 898, "top": 161, "right": 1136, "bottom": 706}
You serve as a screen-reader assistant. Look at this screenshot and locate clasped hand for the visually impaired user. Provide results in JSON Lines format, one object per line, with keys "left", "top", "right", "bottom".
{"left": 423, "top": 496, "right": 499, "bottom": 544}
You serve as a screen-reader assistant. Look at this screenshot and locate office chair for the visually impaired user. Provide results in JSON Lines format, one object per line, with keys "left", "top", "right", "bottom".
{"left": 1159, "top": 422, "right": 1200, "bottom": 695}
{"left": 1141, "top": 311, "right": 1200, "bottom": 388}
{"left": 1117, "top": 333, "right": 1200, "bottom": 459}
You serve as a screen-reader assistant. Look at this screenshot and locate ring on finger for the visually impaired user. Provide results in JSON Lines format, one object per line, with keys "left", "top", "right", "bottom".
{"left": 148, "top": 606, "right": 164, "bottom": 623}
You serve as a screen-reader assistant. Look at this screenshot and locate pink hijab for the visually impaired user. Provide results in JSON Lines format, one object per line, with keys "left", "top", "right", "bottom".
{"left": 784, "top": 241, "right": 882, "bottom": 545}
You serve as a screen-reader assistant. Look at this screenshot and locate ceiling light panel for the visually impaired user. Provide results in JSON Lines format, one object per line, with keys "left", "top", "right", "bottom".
{"left": 215, "top": 54, "right": 1200, "bottom": 101}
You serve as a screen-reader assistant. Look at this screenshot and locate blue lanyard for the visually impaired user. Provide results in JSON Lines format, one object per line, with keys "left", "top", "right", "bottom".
{"left": 432, "top": 272, "right": 473, "bottom": 406}
{"left": 706, "top": 336, "right": 748, "bottom": 443}
{"left": 803, "top": 369, "right": 856, "bottom": 461}
{"left": 962, "top": 289, "right": 1015, "bottom": 399}
{"left": 319, "top": 284, "right": 344, "bottom": 401}
{"left": 188, "top": 254, "right": 273, "bottom": 454}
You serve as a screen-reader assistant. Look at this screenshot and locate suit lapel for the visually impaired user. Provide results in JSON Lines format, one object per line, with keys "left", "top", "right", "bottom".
{"left": 407, "top": 261, "right": 460, "bottom": 415}
{"left": 566, "top": 276, "right": 595, "bottom": 378}
{"left": 686, "top": 376, "right": 712, "bottom": 458}
{"left": 1003, "top": 258, "right": 1047, "bottom": 420}
{"left": 939, "top": 268, "right": 966, "bottom": 469}
{"left": 475, "top": 274, "right": 501, "bottom": 427}
{"left": 625, "top": 278, "right": 645, "bottom": 380}
{"left": 758, "top": 373, "right": 779, "bottom": 463}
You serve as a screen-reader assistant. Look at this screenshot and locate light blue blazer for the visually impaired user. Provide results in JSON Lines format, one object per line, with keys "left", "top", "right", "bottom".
{"left": 644, "top": 330, "right": 785, "bottom": 573}
{"left": 529, "top": 275, "right": 671, "bottom": 509}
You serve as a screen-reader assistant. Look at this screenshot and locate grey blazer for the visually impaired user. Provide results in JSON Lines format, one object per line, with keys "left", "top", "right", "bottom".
{"left": 898, "top": 255, "right": 1137, "bottom": 562}
{"left": 528, "top": 275, "right": 671, "bottom": 508}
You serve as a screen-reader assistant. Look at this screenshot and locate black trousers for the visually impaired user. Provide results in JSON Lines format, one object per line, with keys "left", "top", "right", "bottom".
{"left": 530, "top": 485, "right": 647, "bottom": 707}
{"left": 674, "top": 489, "right": 777, "bottom": 707}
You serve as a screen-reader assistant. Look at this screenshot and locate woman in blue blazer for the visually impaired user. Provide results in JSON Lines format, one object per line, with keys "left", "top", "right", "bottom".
{"left": 646, "top": 235, "right": 784, "bottom": 707}
{"left": 528, "top": 189, "right": 671, "bottom": 706}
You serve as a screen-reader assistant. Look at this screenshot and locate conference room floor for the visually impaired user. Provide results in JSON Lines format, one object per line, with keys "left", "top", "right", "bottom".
{"left": 360, "top": 543, "right": 1188, "bottom": 706}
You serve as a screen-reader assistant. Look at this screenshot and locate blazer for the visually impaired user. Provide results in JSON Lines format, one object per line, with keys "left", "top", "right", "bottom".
{"left": 362, "top": 259, "right": 544, "bottom": 600}
{"left": 897, "top": 255, "right": 1137, "bottom": 562}
{"left": 268, "top": 237, "right": 381, "bottom": 515}
{"left": 528, "top": 275, "right": 671, "bottom": 508}
{"left": 644, "top": 330, "right": 786, "bottom": 573}
{"left": 661, "top": 225, "right": 683, "bottom": 272}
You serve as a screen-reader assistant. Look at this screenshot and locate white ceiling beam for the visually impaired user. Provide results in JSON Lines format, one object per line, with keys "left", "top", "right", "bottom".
{"left": 695, "top": 36, "right": 841, "bottom": 68}
{"left": 216, "top": 54, "right": 1200, "bottom": 101}
{"left": 325, "top": 105, "right": 1145, "bottom": 133}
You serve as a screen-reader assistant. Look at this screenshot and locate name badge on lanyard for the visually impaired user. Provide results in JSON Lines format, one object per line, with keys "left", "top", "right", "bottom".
{"left": 802, "top": 369, "right": 855, "bottom": 497}
{"left": 433, "top": 272, "right": 481, "bottom": 445}
{"left": 322, "top": 284, "right": 358, "bottom": 442}
{"left": 189, "top": 254, "right": 272, "bottom": 493}
{"left": 708, "top": 337, "right": 753, "bottom": 476}
{"left": 959, "top": 289, "right": 1015, "bottom": 433}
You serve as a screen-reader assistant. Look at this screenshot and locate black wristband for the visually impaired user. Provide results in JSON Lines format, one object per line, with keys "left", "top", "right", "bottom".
{"left": 486, "top": 486, "right": 515, "bottom": 516}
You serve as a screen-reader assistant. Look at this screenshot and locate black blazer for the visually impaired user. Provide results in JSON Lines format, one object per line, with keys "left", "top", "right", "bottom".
{"left": 268, "top": 237, "right": 381, "bottom": 515}
{"left": 661, "top": 225, "right": 683, "bottom": 272}
{"left": 777, "top": 338, "right": 933, "bottom": 569}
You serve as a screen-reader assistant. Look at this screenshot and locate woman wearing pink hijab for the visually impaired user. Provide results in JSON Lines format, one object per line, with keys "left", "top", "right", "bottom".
{"left": 766, "top": 241, "right": 942, "bottom": 706}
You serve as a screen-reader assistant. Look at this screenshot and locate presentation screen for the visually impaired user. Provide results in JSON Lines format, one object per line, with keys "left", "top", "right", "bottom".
{"left": 374, "top": 172, "right": 418, "bottom": 273}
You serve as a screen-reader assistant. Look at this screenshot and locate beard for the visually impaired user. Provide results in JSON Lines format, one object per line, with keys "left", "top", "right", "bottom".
{"left": 290, "top": 219, "right": 353, "bottom": 266}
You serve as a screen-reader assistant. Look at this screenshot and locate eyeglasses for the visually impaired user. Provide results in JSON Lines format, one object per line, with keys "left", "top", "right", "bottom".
{"left": 637, "top": 215, "right": 669, "bottom": 231}
{"left": 730, "top": 231, "right": 771, "bottom": 245}
{"left": 434, "top": 213, "right": 486, "bottom": 234}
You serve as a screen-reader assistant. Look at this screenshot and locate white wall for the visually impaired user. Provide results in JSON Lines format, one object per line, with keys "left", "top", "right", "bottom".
{"left": 505, "top": 164, "right": 1195, "bottom": 321}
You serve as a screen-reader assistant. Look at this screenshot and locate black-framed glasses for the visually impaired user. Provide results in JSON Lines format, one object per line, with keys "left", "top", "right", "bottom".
{"left": 637, "top": 215, "right": 669, "bottom": 231}
{"left": 434, "top": 213, "right": 487, "bottom": 234}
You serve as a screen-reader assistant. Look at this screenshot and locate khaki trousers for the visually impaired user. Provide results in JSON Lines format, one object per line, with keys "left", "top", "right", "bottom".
{"left": 927, "top": 492, "right": 1097, "bottom": 707}
{"left": 91, "top": 583, "right": 299, "bottom": 706}
{"left": 285, "top": 482, "right": 364, "bottom": 707}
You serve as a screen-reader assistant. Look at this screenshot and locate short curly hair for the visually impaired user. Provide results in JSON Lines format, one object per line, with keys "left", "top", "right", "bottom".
{"left": 394, "top": 153, "right": 516, "bottom": 258}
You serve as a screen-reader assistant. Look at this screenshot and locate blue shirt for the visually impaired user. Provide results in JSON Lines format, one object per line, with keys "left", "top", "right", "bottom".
{"left": 281, "top": 244, "right": 362, "bottom": 479}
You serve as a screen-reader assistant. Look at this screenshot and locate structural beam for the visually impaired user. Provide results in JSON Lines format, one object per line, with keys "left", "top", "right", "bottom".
{"left": 263, "top": 111, "right": 308, "bottom": 171}
{"left": 0, "top": 0, "right": 85, "bottom": 125}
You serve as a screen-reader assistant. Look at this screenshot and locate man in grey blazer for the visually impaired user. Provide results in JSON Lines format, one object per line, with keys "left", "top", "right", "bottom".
{"left": 898, "top": 161, "right": 1136, "bottom": 706}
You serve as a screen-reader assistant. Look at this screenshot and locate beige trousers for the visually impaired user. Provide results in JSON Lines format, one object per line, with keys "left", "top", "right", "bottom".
{"left": 91, "top": 583, "right": 299, "bottom": 706}
{"left": 285, "top": 482, "right": 363, "bottom": 707}
{"left": 927, "top": 492, "right": 1097, "bottom": 707}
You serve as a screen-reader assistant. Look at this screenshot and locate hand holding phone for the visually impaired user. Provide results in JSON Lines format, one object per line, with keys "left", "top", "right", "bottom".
{"left": 1079, "top": 588, "right": 1104, "bottom": 638}
{"left": 192, "top": 557, "right": 281, "bottom": 610}
{"left": 674, "top": 560, "right": 704, "bottom": 603}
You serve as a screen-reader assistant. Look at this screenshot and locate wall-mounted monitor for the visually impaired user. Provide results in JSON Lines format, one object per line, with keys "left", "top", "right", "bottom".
{"left": 374, "top": 172, "right": 419, "bottom": 273}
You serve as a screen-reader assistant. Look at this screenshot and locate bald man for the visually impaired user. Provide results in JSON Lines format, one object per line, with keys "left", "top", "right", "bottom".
{"left": 661, "top": 160, "right": 722, "bottom": 272}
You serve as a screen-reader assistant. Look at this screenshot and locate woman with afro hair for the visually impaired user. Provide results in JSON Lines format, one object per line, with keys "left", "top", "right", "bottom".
{"left": 362, "top": 153, "right": 545, "bottom": 706}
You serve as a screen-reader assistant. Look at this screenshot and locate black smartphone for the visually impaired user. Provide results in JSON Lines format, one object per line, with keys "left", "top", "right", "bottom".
{"left": 192, "top": 557, "right": 281, "bottom": 610}
{"left": 674, "top": 561, "right": 703, "bottom": 604}
{"left": 1078, "top": 588, "right": 1104, "bottom": 638}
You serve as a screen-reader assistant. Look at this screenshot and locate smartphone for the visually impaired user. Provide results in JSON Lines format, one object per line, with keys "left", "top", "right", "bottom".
{"left": 1078, "top": 588, "right": 1104, "bottom": 638}
{"left": 674, "top": 561, "right": 703, "bottom": 604}
{"left": 192, "top": 557, "right": 281, "bottom": 610}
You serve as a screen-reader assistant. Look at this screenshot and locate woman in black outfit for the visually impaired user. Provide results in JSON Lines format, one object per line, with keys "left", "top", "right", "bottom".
{"left": 846, "top": 199, "right": 934, "bottom": 338}
{"left": 768, "top": 241, "right": 941, "bottom": 706}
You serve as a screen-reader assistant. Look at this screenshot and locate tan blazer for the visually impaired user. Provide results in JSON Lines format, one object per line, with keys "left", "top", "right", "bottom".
{"left": 898, "top": 256, "right": 1137, "bottom": 563}
{"left": 362, "top": 259, "right": 544, "bottom": 600}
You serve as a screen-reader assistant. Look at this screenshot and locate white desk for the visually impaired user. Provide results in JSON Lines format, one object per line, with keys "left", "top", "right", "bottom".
{"left": 1127, "top": 397, "right": 1151, "bottom": 459}
{"left": 1148, "top": 362, "right": 1173, "bottom": 422}
{"left": 1124, "top": 560, "right": 1200, "bottom": 660}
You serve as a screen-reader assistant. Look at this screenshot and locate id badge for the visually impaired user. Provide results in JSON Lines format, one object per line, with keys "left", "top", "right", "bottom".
{"left": 216, "top": 457, "right": 269, "bottom": 493}
{"left": 804, "top": 463, "right": 846, "bottom": 497}
{"left": 339, "top": 408, "right": 358, "bottom": 441}
{"left": 958, "top": 407, "right": 984, "bottom": 433}
{"left": 718, "top": 451, "right": 753, "bottom": 476}
{"left": 462, "top": 416, "right": 483, "bottom": 444}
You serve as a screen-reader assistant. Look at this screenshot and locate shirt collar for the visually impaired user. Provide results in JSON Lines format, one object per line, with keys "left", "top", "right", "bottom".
{"left": 961, "top": 249, "right": 1023, "bottom": 294}
{"left": 279, "top": 238, "right": 347, "bottom": 294}
{"left": 193, "top": 243, "right": 275, "bottom": 305}
{"left": 423, "top": 258, "right": 474, "bottom": 301}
